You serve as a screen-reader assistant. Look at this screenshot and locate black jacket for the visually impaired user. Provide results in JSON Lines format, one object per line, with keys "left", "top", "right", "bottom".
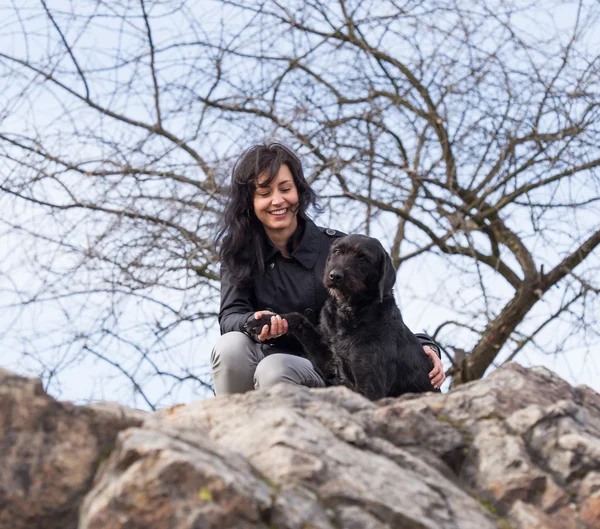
{"left": 219, "top": 218, "right": 440, "bottom": 356}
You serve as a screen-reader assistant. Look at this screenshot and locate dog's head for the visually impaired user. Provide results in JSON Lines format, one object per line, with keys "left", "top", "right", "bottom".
{"left": 324, "top": 234, "right": 396, "bottom": 302}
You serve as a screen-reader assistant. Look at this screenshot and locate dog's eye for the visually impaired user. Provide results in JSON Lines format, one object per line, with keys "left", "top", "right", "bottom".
{"left": 359, "top": 255, "right": 368, "bottom": 262}
{"left": 333, "top": 249, "right": 341, "bottom": 255}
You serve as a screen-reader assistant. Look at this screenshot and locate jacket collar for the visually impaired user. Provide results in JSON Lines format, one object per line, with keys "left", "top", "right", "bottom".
{"left": 262, "top": 217, "right": 321, "bottom": 269}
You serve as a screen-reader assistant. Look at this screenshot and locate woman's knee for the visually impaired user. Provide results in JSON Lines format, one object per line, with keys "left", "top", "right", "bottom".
{"left": 211, "top": 332, "right": 263, "bottom": 395}
{"left": 254, "top": 353, "right": 325, "bottom": 390}
{"left": 211, "top": 332, "right": 256, "bottom": 368}
{"left": 254, "top": 354, "right": 288, "bottom": 389}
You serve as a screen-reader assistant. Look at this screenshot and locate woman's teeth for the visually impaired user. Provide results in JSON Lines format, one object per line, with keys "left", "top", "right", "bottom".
{"left": 271, "top": 209, "right": 287, "bottom": 215}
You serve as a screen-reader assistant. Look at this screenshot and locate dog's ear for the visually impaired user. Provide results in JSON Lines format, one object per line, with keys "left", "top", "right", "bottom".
{"left": 378, "top": 249, "right": 396, "bottom": 302}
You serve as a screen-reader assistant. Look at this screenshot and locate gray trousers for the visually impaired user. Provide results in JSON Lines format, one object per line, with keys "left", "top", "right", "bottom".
{"left": 210, "top": 331, "right": 326, "bottom": 395}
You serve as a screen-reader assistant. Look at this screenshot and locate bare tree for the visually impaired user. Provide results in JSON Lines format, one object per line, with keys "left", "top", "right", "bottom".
{"left": 0, "top": 0, "right": 598, "bottom": 405}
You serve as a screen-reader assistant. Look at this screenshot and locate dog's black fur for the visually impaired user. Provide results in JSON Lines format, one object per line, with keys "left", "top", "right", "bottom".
{"left": 245, "top": 234, "right": 437, "bottom": 400}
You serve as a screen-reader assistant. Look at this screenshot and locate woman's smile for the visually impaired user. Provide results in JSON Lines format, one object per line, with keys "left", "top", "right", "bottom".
{"left": 269, "top": 207, "right": 290, "bottom": 217}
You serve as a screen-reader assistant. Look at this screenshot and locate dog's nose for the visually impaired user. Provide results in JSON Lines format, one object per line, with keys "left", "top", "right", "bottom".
{"left": 329, "top": 269, "right": 343, "bottom": 282}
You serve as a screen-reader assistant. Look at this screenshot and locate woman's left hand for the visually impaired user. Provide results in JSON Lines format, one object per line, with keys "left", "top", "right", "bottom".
{"left": 252, "top": 311, "right": 288, "bottom": 342}
{"left": 423, "top": 346, "right": 445, "bottom": 389}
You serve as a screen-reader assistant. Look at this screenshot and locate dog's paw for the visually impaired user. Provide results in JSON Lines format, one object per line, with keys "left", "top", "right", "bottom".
{"left": 281, "top": 312, "right": 306, "bottom": 329}
{"left": 243, "top": 316, "right": 272, "bottom": 335}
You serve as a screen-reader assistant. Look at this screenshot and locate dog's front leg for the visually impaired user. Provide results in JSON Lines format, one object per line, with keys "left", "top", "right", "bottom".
{"left": 279, "top": 312, "right": 336, "bottom": 381}
{"left": 354, "top": 362, "right": 392, "bottom": 401}
{"left": 355, "top": 380, "right": 388, "bottom": 401}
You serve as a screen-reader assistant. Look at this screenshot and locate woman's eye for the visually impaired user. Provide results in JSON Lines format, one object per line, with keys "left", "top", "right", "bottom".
{"left": 257, "top": 191, "right": 270, "bottom": 197}
{"left": 281, "top": 188, "right": 291, "bottom": 193}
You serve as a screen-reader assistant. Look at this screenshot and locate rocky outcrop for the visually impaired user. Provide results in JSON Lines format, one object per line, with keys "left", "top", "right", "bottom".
{"left": 0, "top": 369, "right": 146, "bottom": 529}
{"left": 1, "top": 364, "right": 599, "bottom": 529}
{"left": 366, "top": 365, "right": 600, "bottom": 529}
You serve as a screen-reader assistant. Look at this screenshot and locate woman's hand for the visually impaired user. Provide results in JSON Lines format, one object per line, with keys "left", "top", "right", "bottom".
{"left": 253, "top": 311, "right": 288, "bottom": 342}
{"left": 424, "top": 346, "right": 446, "bottom": 389}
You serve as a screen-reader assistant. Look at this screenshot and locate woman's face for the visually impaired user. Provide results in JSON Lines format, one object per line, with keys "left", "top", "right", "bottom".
{"left": 252, "top": 164, "right": 299, "bottom": 234}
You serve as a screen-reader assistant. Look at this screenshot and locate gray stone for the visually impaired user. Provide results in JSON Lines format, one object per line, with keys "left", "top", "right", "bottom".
{"left": 0, "top": 369, "right": 145, "bottom": 529}
{"left": 2, "top": 363, "right": 600, "bottom": 529}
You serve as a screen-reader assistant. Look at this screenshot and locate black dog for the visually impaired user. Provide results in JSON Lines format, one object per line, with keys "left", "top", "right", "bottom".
{"left": 245, "top": 234, "right": 437, "bottom": 400}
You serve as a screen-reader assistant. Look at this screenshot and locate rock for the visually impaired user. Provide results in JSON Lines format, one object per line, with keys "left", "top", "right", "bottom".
{"left": 138, "top": 385, "right": 498, "bottom": 529}
{"left": 507, "top": 500, "right": 576, "bottom": 529}
{"left": 1, "top": 363, "right": 599, "bottom": 529}
{"left": 579, "top": 472, "right": 600, "bottom": 527}
{"left": 0, "top": 369, "right": 146, "bottom": 529}
{"left": 79, "top": 426, "right": 277, "bottom": 529}
{"left": 360, "top": 363, "right": 600, "bottom": 528}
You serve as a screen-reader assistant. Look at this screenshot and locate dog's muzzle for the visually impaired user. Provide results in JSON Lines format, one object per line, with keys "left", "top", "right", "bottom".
{"left": 327, "top": 269, "right": 343, "bottom": 286}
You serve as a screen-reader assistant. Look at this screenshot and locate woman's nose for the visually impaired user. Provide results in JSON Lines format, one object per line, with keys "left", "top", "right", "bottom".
{"left": 271, "top": 190, "right": 284, "bottom": 204}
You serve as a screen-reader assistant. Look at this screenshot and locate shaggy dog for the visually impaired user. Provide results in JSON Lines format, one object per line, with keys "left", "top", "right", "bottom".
{"left": 245, "top": 234, "right": 437, "bottom": 400}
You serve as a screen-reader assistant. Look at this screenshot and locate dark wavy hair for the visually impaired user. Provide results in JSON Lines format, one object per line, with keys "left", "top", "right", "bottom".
{"left": 216, "top": 142, "right": 317, "bottom": 285}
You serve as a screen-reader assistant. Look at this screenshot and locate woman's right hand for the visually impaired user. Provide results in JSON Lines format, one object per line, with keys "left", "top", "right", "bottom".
{"left": 253, "top": 311, "right": 288, "bottom": 342}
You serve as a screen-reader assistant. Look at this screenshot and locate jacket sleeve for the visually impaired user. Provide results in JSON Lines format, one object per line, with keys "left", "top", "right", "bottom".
{"left": 218, "top": 267, "right": 257, "bottom": 335}
{"left": 415, "top": 332, "right": 441, "bottom": 359}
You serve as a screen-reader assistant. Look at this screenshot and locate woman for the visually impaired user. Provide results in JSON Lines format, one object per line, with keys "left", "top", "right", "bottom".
{"left": 212, "top": 142, "right": 445, "bottom": 395}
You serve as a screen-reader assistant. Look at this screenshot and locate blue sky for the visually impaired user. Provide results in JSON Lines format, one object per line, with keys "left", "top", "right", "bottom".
{"left": 0, "top": 0, "right": 598, "bottom": 408}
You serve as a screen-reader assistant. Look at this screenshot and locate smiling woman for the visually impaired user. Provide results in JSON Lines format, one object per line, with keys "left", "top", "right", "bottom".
{"left": 212, "top": 142, "right": 445, "bottom": 396}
